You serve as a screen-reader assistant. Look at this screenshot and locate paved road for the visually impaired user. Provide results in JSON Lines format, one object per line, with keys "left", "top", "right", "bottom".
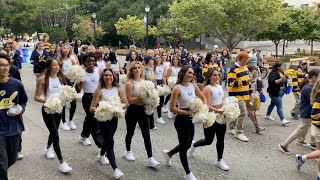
{"left": 8, "top": 63, "right": 319, "bottom": 180}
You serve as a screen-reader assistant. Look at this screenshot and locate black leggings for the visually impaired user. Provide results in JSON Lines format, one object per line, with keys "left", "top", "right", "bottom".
{"left": 125, "top": 104, "right": 153, "bottom": 158}
{"left": 164, "top": 93, "right": 171, "bottom": 105}
{"left": 62, "top": 79, "right": 77, "bottom": 123}
{"left": 41, "top": 106, "right": 63, "bottom": 160}
{"left": 81, "top": 93, "right": 103, "bottom": 148}
{"left": 193, "top": 122, "right": 226, "bottom": 160}
{"left": 156, "top": 80, "right": 164, "bottom": 118}
{"left": 148, "top": 114, "right": 155, "bottom": 129}
{"left": 168, "top": 115, "right": 194, "bottom": 174}
{"left": 99, "top": 118, "right": 118, "bottom": 170}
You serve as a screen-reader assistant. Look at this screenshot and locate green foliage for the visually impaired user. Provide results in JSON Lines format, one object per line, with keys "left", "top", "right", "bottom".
{"left": 0, "top": 27, "right": 5, "bottom": 37}
{"left": 115, "top": 15, "right": 156, "bottom": 44}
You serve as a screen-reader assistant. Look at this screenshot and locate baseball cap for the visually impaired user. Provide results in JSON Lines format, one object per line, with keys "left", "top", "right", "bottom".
{"left": 214, "top": 45, "right": 218, "bottom": 48}
{"left": 299, "top": 60, "right": 307, "bottom": 65}
{"left": 144, "top": 55, "right": 154, "bottom": 62}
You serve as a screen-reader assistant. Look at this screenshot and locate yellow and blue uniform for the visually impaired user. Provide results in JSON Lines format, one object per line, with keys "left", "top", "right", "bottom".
{"left": 202, "top": 63, "right": 220, "bottom": 78}
{"left": 292, "top": 69, "right": 308, "bottom": 92}
{"left": 312, "top": 95, "right": 320, "bottom": 130}
{"left": 227, "top": 64, "right": 251, "bottom": 101}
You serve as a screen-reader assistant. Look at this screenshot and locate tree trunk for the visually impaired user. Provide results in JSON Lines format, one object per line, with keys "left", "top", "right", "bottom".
{"left": 311, "top": 40, "right": 314, "bottom": 54}
{"left": 274, "top": 41, "right": 279, "bottom": 58}
{"left": 282, "top": 39, "right": 285, "bottom": 55}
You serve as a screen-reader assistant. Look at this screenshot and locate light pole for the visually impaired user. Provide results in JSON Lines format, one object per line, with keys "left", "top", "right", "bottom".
{"left": 173, "top": 27, "right": 178, "bottom": 54}
{"left": 145, "top": 5, "right": 150, "bottom": 49}
{"left": 92, "top": 12, "right": 97, "bottom": 47}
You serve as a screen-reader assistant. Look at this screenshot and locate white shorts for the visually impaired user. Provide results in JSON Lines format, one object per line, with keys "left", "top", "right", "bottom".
{"left": 311, "top": 125, "right": 320, "bottom": 142}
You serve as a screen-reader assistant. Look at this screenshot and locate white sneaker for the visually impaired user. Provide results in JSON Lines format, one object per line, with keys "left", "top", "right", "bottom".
{"left": 123, "top": 151, "right": 135, "bottom": 161}
{"left": 234, "top": 133, "right": 249, "bottom": 142}
{"left": 44, "top": 147, "right": 55, "bottom": 159}
{"left": 59, "top": 161, "right": 72, "bottom": 173}
{"left": 113, "top": 168, "right": 124, "bottom": 179}
{"left": 265, "top": 115, "right": 275, "bottom": 121}
{"left": 79, "top": 136, "right": 91, "bottom": 146}
{"left": 188, "top": 144, "right": 196, "bottom": 157}
{"left": 228, "top": 129, "right": 236, "bottom": 135}
{"left": 61, "top": 122, "right": 71, "bottom": 131}
{"left": 17, "top": 152, "right": 23, "bottom": 160}
{"left": 282, "top": 119, "right": 290, "bottom": 125}
{"left": 147, "top": 157, "right": 160, "bottom": 167}
{"left": 168, "top": 111, "right": 174, "bottom": 119}
{"left": 216, "top": 159, "right": 229, "bottom": 171}
{"left": 184, "top": 172, "right": 198, "bottom": 180}
{"left": 156, "top": 117, "right": 166, "bottom": 124}
{"left": 68, "top": 121, "right": 76, "bottom": 130}
{"left": 151, "top": 126, "right": 158, "bottom": 130}
{"left": 161, "top": 106, "right": 168, "bottom": 113}
{"left": 162, "top": 150, "right": 172, "bottom": 166}
{"left": 97, "top": 154, "right": 110, "bottom": 165}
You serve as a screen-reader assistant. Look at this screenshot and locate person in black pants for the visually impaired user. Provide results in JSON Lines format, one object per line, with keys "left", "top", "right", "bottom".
{"left": 34, "top": 59, "right": 72, "bottom": 173}
{"left": 90, "top": 68, "right": 128, "bottom": 179}
{"left": 188, "top": 68, "right": 229, "bottom": 171}
{"left": 123, "top": 61, "right": 160, "bottom": 167}
{"left": 162, "top": 65, "right": 206, "bottom": 180}
{"left": 154, "top": 54, "right": 167, "bottom": 124}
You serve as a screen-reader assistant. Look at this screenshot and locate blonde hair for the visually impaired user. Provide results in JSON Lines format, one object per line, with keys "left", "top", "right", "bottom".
{"left": 126, "top": 61, "right": 145, "bottom": 80}
{"left": 311, "top": 80, "right": 320, "bottom": 104}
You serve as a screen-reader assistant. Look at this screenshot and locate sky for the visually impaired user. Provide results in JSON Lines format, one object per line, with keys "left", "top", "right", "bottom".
{"left": 284, "top": 0, "right": 320, "bottom": 7}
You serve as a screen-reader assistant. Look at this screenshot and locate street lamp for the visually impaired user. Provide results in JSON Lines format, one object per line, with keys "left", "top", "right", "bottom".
{"left": 145, "top": 5, "right": 150, "bottom": 49}
{"left": 92, "top": 12, "right": 97, "bottom": 47}
{"left": 173, "top": 27, "right": 178, "bottom": 54}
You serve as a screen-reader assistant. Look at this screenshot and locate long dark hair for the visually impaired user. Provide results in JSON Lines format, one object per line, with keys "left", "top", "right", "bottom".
{"left": 171, "top": 55, "right": 182, "bottom": 67}
{"left": 129, "top": 51, "right": 138, "bottom": 62}
{"left": 176, "top": 65, "right": 192, "bottom": 85}
{"left": 108, "top": 52, "right": 117, "bottom": 64}
{"left": 205, "top": 52, "right": 214, "bottom": 64}
{"left": 203, "top": 68, "right": 221, "bottom": 86}
{"left": 44, "top": 58, "right": 66, "bottom": 96}
{"left": 98, "top": 68, "right": 119, "bottom": 90}
{"left": 271, "top": 62, "right": 283, "bottom": 72}
{"left": 299, "top": 68, "right": 320, "bottom": 90}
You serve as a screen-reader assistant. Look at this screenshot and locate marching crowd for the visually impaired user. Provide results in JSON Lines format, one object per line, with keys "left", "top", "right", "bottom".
{"left": 0, "top": 35, "right": 320, "bottom": 180}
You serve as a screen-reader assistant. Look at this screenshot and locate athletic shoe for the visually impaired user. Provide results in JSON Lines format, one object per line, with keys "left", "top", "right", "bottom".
{"left": 68, "top": 121, "right": 76, "bottom": 130}
{"left": 161, "top": 106, "right": 168, "bottom": 113}
{"left": 228, "top": 129, "right": 236, "bottom": 135}
{"left": 59, "top": 161, "right": 72, "bottom": 173}
{"left": 281, "top": 119, "right": 290, "bottom": 125}
{"left": 61, "top": 122, "right": 71, "bottom": 131}
{"left": 156, "top": 117, "right": 166, "bottom": 124}
{"left": 216, "top": 159, "right": 229, "bottom": 171}
{"left": 162, "top": 150, "right": 172, "bottom": 166}
{"left": 278, "top": 144, "right": 291, "bottom": 155}
{"left": 309, "top": 144, "right": 317, "bottom": 150}
{"left": 123, "top": 151, "right": 135, "bottom": 161}
{"left": 151, "top": 126, "right": 158, "bottom": 130}
{"left": 296, "top": 154, "right": 305, "bottom": 170}
{"left": 79, "top": 136, "right": 91, "bottom": 146}
{"left": 296, "top": 141, "right": 309, "bottom": 147}
{"left": 188, "top": 143, "right": 196, "bottom": 157}
{"left": 44, "top": 147, "right": 55, "bottom": 159}
{"left": 17, "top": 152, "right": 23, "bottom": 160}
{"left": 184, "top": 172, "right": 198, "bottom": 180}
{"left": 265, "top": 115, "right": 275, "bottom": 121}
{"left": 97, "top": 154, "right": 110, "bottom": 165}
{"left": 234, "top": 133, "right": 249, "bottom": 142}
{"left": 147, "top": 157, "right": 160, "bottom": 167}
{"left": 168, "top": 111, "right": 174, "bottom": 119}
{"left": 113, "top": 168, "right": 124, "bottom": 179}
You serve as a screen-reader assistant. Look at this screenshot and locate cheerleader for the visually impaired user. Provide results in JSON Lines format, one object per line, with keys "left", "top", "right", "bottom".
{"left": 34, "top": 59, "right": 72, "bottom": 173}
{"left": 154, "top": 54, "right": 167, "bottom": 124}
{"left": 123, "top": 61, "right": 160, "bottom": 167}
{"left": 188, "top": 68, "right": 229, "bottom": 171}
{"left": 95, "top": 50, "right": 107, "bottom": 71}
{"left": 90, "top": 68, "right": 127, "bottom": 179}
{"left": 106, "top": 52, "right": 124, "bottom": 80}
{"left": 75, "top": 53, "right": 104, "bottom": 149}
{"left": 60, "top": 45, "right": 78, "bottom": 131}
{"left": 164, "top": 55, "right": 182, "bottom": 119}
{"left": 162, "top": 65, "right": 207, "bottom": 180}
{"left": 30, "top": 42, "right": 48, "bottom": 79}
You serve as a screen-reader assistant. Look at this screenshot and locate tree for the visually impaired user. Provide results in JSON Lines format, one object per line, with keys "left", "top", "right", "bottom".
{"left": 71, "top": 15, "right": 105, "bottom": 44}
{"left": 115, "top": 15, "right": 156, "bottom": 45}
{"left": 168, "top": 0, "right": 283, "bottom": 53}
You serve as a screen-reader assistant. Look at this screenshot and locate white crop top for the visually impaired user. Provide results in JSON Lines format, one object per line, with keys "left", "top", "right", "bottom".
{"left": 208, "top": 85, "right": 224, "bottom": 106}
{"left": 101, "top": 87, "right": 118, "bottom": 101}
{"left": 62, "top": 58, "right": 72, "bottom": 75}
{"left": 164, "top": 61, "right": 171, "bottom": 70}
{"left": 83, "top": 67, "right": 100, "bottom": 93}
{"left": 177, "top": 83, "right": 196, "bottom": 108}
{"left": 155, "top": 65, "right": 164, "bottom": 80}
{"left": 96, "top": 60, "right": 106, "bottom": 71}
{"left": 110, "top": 62, "right": 120, "bottom": 72}
{"left": 171, "top": 66, "right": 181, "bottom": 77}
{"left": 132, "top": 80, "right": 142, "bottom": 97}
{"left": 46, "top": 77, "right": 61, "bottom": 98}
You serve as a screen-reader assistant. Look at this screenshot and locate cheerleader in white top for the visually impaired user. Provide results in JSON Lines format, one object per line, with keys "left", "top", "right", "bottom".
{"left": 164, "top": 55, "right": 182, "bottom": 118}
{"left": 34, "top": 59, "right": 72, "bottom": 173}
{"left": 106, "top": 52, "right": 124, "bottom": 82}
{"left": 162, "top": 65, "right": 207, "bottom": 180}
{"left": 123, "top": 61, "right": 160, "bottom": 167}
{"left": 188, "top": 68, "right": 230, "bottom": 171}
{"left": 154, "top": 54, "right": 167, "bottom": 124}
{"left": 95, "top": 50, "right": 108, "bottom": 71}
{"left": 60, "top": 45, "right": 78, "bottom": 131}
{"left": 90, "top": 68, "right": 127, "bottom": 179}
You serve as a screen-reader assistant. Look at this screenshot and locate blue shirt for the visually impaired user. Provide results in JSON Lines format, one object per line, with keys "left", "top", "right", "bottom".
{"left": 300, "top": 84, "right": 313, "bottom": 118}
{"left": 0, "top": 78, "right": 28, "bottom": 137}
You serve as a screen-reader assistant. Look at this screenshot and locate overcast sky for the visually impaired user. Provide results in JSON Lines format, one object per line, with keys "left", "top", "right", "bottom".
{"left": 284, "top": 0, "right": 320, "bottom": 7}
